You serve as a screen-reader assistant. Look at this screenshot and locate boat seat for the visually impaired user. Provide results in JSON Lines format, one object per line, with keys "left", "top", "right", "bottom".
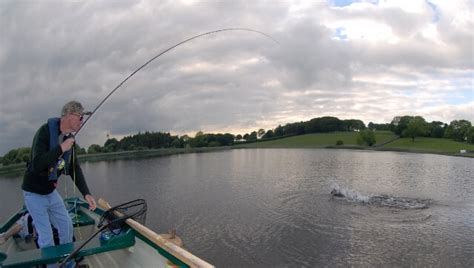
{"left": 1, "top": 228, "right": 135, "bottom": 267}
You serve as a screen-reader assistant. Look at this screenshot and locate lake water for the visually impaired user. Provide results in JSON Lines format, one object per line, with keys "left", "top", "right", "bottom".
{"left": 1, "top": 149, "right": 473, "bottom": 267}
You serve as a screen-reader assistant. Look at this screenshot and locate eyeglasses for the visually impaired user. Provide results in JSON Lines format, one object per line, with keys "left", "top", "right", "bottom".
{"left": 71, "top": 113, "right": 84, "bottom": 121}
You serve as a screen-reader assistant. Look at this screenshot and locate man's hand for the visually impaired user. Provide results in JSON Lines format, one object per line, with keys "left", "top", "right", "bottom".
{"left": 85, "top": 194, "right": 97, "bottom": 211}
{"left": 60, "top": 138, "right": 75, "bottom": 153}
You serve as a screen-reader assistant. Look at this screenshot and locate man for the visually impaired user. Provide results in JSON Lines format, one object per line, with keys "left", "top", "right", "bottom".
{"left": 22, "top": 101, "right": 96, "bottom": 268}
{"left": 0, "top": 211, "right": 36, "bottom": 245}
{"left": 0, "top": 212, "right": 30, "bottom": 245}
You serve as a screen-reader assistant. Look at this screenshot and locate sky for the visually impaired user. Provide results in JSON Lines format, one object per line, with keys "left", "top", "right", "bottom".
{"left": 0, "top": 0, "right": 473, "bottom": 155}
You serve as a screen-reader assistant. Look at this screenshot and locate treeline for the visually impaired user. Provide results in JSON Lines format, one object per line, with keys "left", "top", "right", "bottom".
{"left": 260, "top": 117, "right": 366, "bottom": 139}
{"left": 88, "top": 116, "right": 366, "bottom": 154}
{"left": 2, "top": 115, "right": 473, "bottom": 166}
{"left": 86, "top": 131, "right": 236, "bottom": 154}
{"left": 372, "top": 115, "right": 474, "bottom": 143}
{"left": 88, "top": 132, "right": 184, "bottom": 153}
{"left": 0, "top": 146, "right": 88, "bottom": 166}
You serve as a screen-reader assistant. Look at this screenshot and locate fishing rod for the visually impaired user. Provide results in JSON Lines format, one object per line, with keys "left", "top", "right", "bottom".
{"left": 74, "top": 27, "right": 278, "bottom": 137}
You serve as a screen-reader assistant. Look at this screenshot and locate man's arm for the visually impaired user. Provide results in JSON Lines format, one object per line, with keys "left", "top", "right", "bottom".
{"left": 69, "top": 150, "right": 96, "bottom": 210}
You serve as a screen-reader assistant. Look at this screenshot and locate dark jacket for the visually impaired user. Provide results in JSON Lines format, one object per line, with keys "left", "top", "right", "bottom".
{"left": 22, "top": 123, "right": 91, "bottom": 196}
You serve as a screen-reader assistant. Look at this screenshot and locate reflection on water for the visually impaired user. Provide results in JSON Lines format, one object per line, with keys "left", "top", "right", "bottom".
{"left": 1, "top": 149, "right": 473, "bottom": 267}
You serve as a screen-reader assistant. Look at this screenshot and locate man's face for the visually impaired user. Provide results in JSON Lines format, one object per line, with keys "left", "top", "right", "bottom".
{"left": 69, "top": 113, "right": 83, "bottom": 132}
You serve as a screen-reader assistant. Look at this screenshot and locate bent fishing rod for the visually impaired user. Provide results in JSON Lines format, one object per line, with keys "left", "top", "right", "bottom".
{"left": 74, "top": 28, "right": 278, "bottom": 138}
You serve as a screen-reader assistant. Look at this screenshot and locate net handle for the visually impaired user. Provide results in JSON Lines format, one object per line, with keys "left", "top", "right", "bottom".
{"left": 98, "top": 198, "right": 147, "bottom": 229}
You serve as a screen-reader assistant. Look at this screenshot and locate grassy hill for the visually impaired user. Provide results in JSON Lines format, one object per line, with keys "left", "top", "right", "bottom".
{"left": 236, "top": 131, "right": 397, "bottom": 148}
{"left": 236, "top": 131, "right": 474, "bottom": 157}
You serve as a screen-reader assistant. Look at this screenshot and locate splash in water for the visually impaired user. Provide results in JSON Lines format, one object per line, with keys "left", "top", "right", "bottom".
{"left": 330, "top": 184, "right": 430, "bottom": 209}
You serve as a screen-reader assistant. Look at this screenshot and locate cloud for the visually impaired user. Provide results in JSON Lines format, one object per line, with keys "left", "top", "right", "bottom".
{"left": 0, "top": 0, "right": 472, "bottom": 154}
{"left": 266, "top": 18, "right": 352, "bottom": 89}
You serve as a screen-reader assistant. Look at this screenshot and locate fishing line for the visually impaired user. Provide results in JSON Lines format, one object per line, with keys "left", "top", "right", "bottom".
{"left": 74, "top": 28, "right": 278, "bottom": 137}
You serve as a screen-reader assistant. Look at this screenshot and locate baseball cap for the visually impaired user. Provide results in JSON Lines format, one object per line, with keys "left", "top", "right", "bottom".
{"left": 61, "top": 101, "right": 92, "bottom": 116}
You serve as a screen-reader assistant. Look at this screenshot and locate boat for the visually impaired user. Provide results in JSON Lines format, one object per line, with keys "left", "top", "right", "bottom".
{"left": 0, "top": 197, "right": 213, "bottom": 268}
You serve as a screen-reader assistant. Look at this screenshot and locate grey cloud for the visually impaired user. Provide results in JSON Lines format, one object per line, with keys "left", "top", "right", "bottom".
{"left": 266, "top": 19, "right": 352, "bottom": 89}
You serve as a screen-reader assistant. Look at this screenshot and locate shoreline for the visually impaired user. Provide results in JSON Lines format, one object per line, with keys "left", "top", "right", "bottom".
{"left": 324, "top": 145, "right": 474, "bottom": 158}
{"left": 0, "top": 147, "right": 231, "bottom": 177}
{"left": 1, "top": 145, "right": 472, "bottom": 177}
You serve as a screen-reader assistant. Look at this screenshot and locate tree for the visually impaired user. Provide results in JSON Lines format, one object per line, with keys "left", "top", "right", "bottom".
{"left": 445, "top": 120, "right": 472, "bottom": 141}
{"left": 214, "top": 133, "right": 235, "bottom": 146}
{"left": 428, "top": 121, "right": 446, "bottom": 138}
{"left": 2, "top": 149, "right": 18, "bottom": 165}
{"left": 262, "top": 130, "right": 274, "bottom": 139}
{"left": 284, "top": 122, "right": 305, "bottom": 135}
{"left": 390, "top": 115, "right": 413, "bottom": 135}
{"left": 305, "top": 116, "right": 344, "bottom": 133}
{"left": 274, "top": 125, "right": 285, "bottom": 137}
{"left": 104, "top": 138, "right": 119, "bottom": 152}
{"left": 257, "top": 129, "right": 266, "bottom": 139}
{"left": 357, "top": 130, "right": 376, "bottom": 146}
{"left": 189, "top": 134, "right": 207, "bottom": 147}
{"left": 87, "top": 144, "right": 102, "bottom": 154}
{"left": 403, "top": 116, "right": 428, "bottom": 142}
{"left": 465, "top": 127, "right": 474, "bottom": 144}
{"left": 75, "top": 145, "right": 87, "bottom": 155}
{"left": 343, "top": 119, "right": 365, "bottom": 131}
{"left": 248, "top": 131, "right": 258, "bottom": 141}
{"left": 171, "top": 139, "right": 182, "bottom": 148}
{"left": 368, "top": 122, "right": 391, "bottom": 131}
{"left": 2, "top": 147, "right": 30, "bottom": 165}
{"left": 187, "top": 133, "right": 234, "bottom": 147}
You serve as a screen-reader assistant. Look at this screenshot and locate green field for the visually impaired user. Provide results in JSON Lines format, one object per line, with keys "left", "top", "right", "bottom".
{"left": 236, "top": 131, "right": 397, "bottom": 148}
{"left": 235, "top": 132, "right": 474, "bottom": 157}
{"left": 383, "top": 137, "right": 474, "bottom": 154}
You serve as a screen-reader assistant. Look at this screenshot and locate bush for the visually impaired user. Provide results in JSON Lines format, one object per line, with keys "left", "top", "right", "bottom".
{"left": 336, "top": 140, "right": 344, "bottom": 146}
{"left": 357, "top": 130, "right": 376, "bottom": 146}
{"left": 2, "top": 147, "right": 30, "bottom": 165}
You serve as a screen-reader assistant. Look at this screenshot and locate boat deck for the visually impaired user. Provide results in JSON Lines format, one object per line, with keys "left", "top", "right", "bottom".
{"left": 0, "top": 198, "right": 194, "bottom": 268}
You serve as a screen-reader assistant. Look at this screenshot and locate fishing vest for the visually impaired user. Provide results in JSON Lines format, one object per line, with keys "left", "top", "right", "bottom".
{"left": 48, "top": 117, "right": 72, "bottom": 181}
